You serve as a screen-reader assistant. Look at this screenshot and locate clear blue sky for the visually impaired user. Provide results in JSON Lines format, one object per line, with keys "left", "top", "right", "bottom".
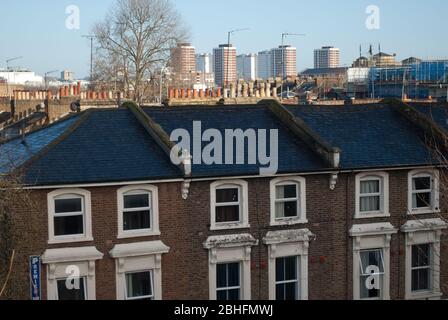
{"left": 1, "top": 0, "right": 447, "bottom": 78}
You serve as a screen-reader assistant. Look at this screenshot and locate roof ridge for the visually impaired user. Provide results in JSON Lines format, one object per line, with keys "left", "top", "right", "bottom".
{"left": 14, "top": 109, "right": 94, "bottom": 178}
{"left": 142, "top": 104, "right": 263, "bottom": 112}
{"left": 262, "top": 99, "right": 341, "bottom": 168}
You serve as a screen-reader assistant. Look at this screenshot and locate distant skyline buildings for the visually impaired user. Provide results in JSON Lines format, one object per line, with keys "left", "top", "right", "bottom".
{"left": 272, "top": 45, "right": 297, "bottom": 78}
{"left": 314, "top": 46, "right": 340, "bottom": 69}
{"left": 213, "top": 44, "right": 237, "bottom": 87}
{"left": 237, "top": 54, "right": 257, "bottom": 81}
{"left": 209, "top": 44, "right": 297, "bottom": 83}
{"left": 196, "top": 53, "right": 214, "bottom": 74}
{"left": 1, "top": 1, "right": 447, "bottom": 78}
{"left": 257, "top": 50, "right": 273, "bottom": 80}
{"left": 170, "top": 42, "right": 196, "bottom": 80}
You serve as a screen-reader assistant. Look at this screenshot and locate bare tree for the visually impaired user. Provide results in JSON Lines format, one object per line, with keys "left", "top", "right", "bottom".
{"left": 93, "top": 0, "right": 189, "bottom": 103}
{"left": 0, "top": 170, "right": 37, "bottom": 299}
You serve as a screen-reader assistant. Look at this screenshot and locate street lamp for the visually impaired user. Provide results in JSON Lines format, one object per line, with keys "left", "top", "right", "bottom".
{"left": 226, "top": 28, "right": 249, "bottom": 88}
{"left": 44, "top": 70, "right": 59, "bottom": 91}
{"left": 82, "top": 35, "right": 96, "bottom": 89}
{"left": 6, "top": 56, "right": 23, "bottom": 100}
{"left": 280, "top": 33, "right": 305, "bottom": 101}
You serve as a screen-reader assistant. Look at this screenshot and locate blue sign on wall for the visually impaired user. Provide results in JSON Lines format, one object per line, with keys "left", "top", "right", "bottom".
{"left": 29, "top": 256, "right": 41, "bottom": 300}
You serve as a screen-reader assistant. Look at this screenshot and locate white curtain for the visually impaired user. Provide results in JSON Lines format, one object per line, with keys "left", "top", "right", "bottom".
{"left": 360, "top": 181, "right": 380, "bottom": 212}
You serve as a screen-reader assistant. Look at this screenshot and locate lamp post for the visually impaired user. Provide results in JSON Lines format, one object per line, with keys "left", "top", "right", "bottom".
{"left": 226, "top": 28, "right": 249, "bottom": 89}
{"left": 6, "top": 56, "right": 23, "bottom": 101}
{"left": 82, "top": 35, "right": 96, "bottom": 89}
{"left": 280, "top": 33, "right": 305, "bottom": 101}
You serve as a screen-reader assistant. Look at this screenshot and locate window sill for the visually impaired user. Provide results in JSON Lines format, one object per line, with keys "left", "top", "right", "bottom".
{"left": 354, "top": 212, "right": 390, "bottom": 219}
{"left": 408, "top": 209, "right": 441, "bottom": 216}
{"left": 117, "top": 230, "right": 161, "bottom": 239}
{"left": 270, "top": 218, "right": 308, "bottom": 227}
{"left": 48, "top": 236, "right": 94, "bottom": 245}
{"left": 210, "top": 223, "right": 250, "bottom": 231}
{"left": 406, "top": 291, "right": 442, "bottom": 300}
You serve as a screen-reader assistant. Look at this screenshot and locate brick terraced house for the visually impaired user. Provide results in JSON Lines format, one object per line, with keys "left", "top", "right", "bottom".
{"left": 0, "top": 99, "right": 447, "bottom": 300}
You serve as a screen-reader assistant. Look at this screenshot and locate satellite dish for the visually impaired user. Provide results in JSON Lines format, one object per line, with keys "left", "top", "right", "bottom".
{"left": 70, "top": 100, "right": 81, "bottom": 113}
{"left": 36, "top": 103, "right": 45, "bottom": 111}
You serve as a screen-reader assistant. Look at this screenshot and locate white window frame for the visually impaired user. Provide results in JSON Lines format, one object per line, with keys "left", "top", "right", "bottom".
{"left": 204, "top": 234, "right": 257, "bottom": 300}
{"left": 110, "top": 241, "right": 170, "bottom": 300}
{"left": 42, "top": 246, "right": 103, "bottom": 300}
{"left": 350, "top": 223, "right": 397, "bottom": 300}
{"left": 117, "top": 185, "right": 160, "bottom": 239}
{"left": 263, "top": 229, "right": 312, "bottom": 300}
{"left": 47, "top": 188, "right": 93, "bottom": 244}
{"left": 270, "top": 177, "right": 307, "bottom": 226}
{"left": 55, "top": 276, "right": 87, "bottom": 300}
{"left": 408, "top": 170, "right": 440, "bottom": 215}
{"left": 402, "top": 219, "right": 447, "bottom": 300}
{"left": 210, "top": 180, "right": 249, "bottom": 231}
{"left": 358, "top": 249, "right": 385, "bottom": 300}
{"left": 355, "top": 172, "right": 389, "bottom": 219}
{"left": 124, "top": 270, "right": 155, "bottom": 300}
{"left": 216, "top": 262, "right": 242, "bottom": 300}
{"left": 275, "top": 256, "right": 300, "bottom": 300}
{"left": 410, "top": 244, "right": 433, "bottom": 294}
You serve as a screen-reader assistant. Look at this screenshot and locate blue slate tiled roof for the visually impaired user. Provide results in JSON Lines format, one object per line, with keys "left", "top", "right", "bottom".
{"left": 413, "top": 104, "right": 448, "bottom": 131}
{"left": 145, "top": 106, "right": 326, "bottom": 178}
{"left": 23, "top": 109, "right": 181, "bottom": 185}
{"left": 0, "top": 115, "right": 80, "bottom": 175}
{"left": 288, "top": 104, "right": 435, "bottom": 169}
{"left": 1, "top": 102, "right": 446, "bottom": 186}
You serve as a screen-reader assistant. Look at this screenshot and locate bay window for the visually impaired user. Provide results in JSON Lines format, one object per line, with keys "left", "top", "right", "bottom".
{"left": 42, "top": 246, "right": 103, "bottom": 300}
{"left": 402, "top": 219, "right": 447, "bottom": 300}
{"left": 350, "top": 223, "right": 396, "bottom": 300}
{"left": 57, "top": 277, "right": 87, "bottom": 301}
{"left": 411, "top": 244, "right": 432, "bottom": 292}
{"left": 275, "top": 256, "right": 300, "bottom": 300}
{"left": 216, "top": 263, "right": 241, "bottom": 300}
{"left": 204, "top": 234, "right": 257, "bottom": 300}
{"left": 125, "top": 271, "right": 154, "bottom": 300}
{"left": 359, "top": 249, "right": 385, "bottom": 300}
{"left": 263, "top": 229, "right": 312, "bottom": 301}
{"left": 110, "top": 241, "right": 170, "bottom": 300}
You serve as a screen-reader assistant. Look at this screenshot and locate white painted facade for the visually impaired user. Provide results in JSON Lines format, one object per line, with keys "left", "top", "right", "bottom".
{"left": 0, "top": 69, "right": 44, "bottom": 86}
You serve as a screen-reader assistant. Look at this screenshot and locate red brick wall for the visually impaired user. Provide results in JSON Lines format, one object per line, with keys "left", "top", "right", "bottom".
{"left": 5, "top": 169, "right": 448, "bottom": 300}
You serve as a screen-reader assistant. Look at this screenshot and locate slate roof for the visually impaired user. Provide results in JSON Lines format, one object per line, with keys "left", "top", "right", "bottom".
{"left": 0, "top": 115, "right": 80, "bottom": 175}
{"left": 145, "top": 106, "right": 326, "bottom": 178}
{"left": 289, "top": 104, "right": 435, "bottom": 169}
{"left": 22, "top": 109, "right": 181, "bottom": 185}
{"left": 0, "top": 102, "right": 447, "bottom": 186}
{"left": 413, "top": 104, "right": 448, "bottom": 131}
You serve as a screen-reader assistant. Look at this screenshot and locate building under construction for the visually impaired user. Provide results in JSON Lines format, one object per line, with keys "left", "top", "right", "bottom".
{"left": 368, "top": 60, "right": 448, "bottom": 100}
